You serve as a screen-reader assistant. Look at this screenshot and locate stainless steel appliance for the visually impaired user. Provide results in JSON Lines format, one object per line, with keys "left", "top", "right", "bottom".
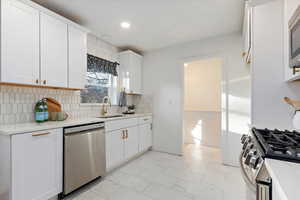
{"left": 240, "top": 129, "right": 272, "bottom": 200}
{"left": 62, "top": 123, "right": 106, "bottom": 197}
{"left": 241, "top": 127, "right": 300, "bottom": 200}
{"left": 289, "top": 5, "right": 300, "bottom": 73}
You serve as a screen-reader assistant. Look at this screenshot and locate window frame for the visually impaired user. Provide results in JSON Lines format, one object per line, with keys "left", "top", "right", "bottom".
{"left": 80, "top": 67, "right": 120, "bottom": 106}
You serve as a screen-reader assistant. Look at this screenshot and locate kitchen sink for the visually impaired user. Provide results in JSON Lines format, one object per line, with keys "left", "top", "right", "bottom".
{"left": 97, "top": 114, "right": 124, "bottom": 119}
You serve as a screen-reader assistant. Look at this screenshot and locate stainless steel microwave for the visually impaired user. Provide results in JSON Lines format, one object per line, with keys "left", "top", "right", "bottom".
{"left": 289, "top": 6, "right": 300, "bottom": 68}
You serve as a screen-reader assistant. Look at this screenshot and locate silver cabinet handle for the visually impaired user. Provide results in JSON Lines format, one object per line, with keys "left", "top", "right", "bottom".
{"left": 32, "top": 132, "right": 50, "bottom": 137}
{"left": 121, "top": 130, "right": 125, "bottom": 139}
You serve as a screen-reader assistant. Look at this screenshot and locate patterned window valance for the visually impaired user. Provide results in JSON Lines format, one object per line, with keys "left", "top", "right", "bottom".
{"left": 87, "top": 54, "right": 119, "bottom": 76}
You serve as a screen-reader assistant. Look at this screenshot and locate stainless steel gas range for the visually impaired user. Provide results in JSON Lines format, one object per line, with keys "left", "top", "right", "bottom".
{"left": 240, "top": 128, "right": 300, "bottom": 200}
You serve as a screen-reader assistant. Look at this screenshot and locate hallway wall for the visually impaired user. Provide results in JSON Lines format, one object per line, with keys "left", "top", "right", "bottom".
{"left": 142, "top": 33, "right": 250, "bottom": 166}
{"left": 184, "top": 59, "right": 222, "bottom": 112}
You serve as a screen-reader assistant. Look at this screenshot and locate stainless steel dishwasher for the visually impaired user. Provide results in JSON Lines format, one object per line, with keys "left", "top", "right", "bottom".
{"left": 62, "top": 122, "right": 105, "bottom": 197}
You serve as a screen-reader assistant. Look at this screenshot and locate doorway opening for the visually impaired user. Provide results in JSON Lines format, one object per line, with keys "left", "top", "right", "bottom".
{"left": 183, "top": 58, "right": 222, "bottom": 149}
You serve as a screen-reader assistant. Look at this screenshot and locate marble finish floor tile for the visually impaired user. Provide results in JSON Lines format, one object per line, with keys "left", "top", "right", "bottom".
{"left": 65, "top": 144, "right": 246, "bottom": 200}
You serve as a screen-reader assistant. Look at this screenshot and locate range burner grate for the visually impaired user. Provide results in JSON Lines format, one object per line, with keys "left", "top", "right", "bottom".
{"left": 252, "top": 128, "right": 300, "bottom": 163}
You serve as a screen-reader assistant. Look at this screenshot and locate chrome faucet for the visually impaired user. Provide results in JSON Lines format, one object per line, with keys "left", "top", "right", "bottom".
{"left": 101, "top": 96, "right": 111, "bottom": 116}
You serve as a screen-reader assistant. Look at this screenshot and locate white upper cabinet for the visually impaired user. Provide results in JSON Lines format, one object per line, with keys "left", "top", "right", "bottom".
{"left": 0, "top": 0, "right": 88, "bottom": 88}
{"left": 119, "top": 50, "right": 143, "bottom": 94}
{"left": 40, "top": 13, "right": 68, "bottom": 88}
{"left": 1, "top": 0, "right": 40, "bottom": 85}
{"left": 68, "top": 26, "right": 87, "bottom": 89}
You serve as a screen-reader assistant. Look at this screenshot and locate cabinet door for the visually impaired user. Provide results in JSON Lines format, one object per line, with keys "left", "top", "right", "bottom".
{"left": 119, "top": 53, "right": 130, "bottom": 93}
{"left": 139, "top": 123, "right": 153, "bottom": 152}
{"left": 124, "top": 126, "right": 139, "bottom": 160}
{"left": 11, "top": 129, "right": 63, "bottom": 200}
{"left": 40, "top": 13, "right": 68, "bottom": 87}
{"left": 105, "top": 130, "right": 124, "bottom": 170}
{"left": 1, "top": 0, "right": 40, "bottom": 85}
{"left": 68, "top": 26, "right": 87, "bottom": 89}
{"left": 119, "top": 51, "right": 143, "bottom": 94}
{"left": 129, "top": 54, "right": 142, "bottom": 94}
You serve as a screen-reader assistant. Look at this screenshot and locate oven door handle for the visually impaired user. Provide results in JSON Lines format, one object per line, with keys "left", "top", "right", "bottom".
{"left": 239, "top": 152, "right": 256, "bottom": 192}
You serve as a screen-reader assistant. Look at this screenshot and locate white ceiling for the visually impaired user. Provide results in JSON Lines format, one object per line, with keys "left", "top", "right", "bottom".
{"left": 32, "top": 0, "right": 244, "bottom": 52}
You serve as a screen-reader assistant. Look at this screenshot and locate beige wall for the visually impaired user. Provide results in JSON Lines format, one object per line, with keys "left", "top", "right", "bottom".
{"left": 184, "top": 58, "right": 222, "bottom": 112}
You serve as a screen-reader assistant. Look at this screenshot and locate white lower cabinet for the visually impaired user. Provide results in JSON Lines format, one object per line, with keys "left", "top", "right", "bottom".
{"left": 105, "top": 129, "right": 124, "bottom": 170}
{"left": 105, "top": 127, "right": 139, "bottom": 171}
{"left": 11, "top": 129, "right": 63, "bottom": 200}
{"left": 105, "top": 116, "right": 152, "bottom": 171}
{"left": 139, "top": 123, "right": 152, "bottom": 152}
{"left": 124, "top": 126, "right": 139, "bottom": 160}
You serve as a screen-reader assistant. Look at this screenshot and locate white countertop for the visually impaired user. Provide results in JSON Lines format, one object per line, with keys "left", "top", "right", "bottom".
{"left": 0, "top": 113, "right": 152, "bottom": 136}
{"left": 265, "top": 158, "right": 300, "bottom": 200}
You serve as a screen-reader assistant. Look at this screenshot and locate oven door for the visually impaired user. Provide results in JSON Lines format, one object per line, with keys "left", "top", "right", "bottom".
{"left": 240, "top": 153, "right": 256, "bottom": 200}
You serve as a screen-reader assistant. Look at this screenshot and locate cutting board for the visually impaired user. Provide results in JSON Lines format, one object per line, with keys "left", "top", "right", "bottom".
{"left": 45, "top": 97, "right": 62, "bottom": 113}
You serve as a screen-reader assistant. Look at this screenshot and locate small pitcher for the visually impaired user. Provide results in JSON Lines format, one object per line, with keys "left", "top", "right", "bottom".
{"left": 293, "top": 110, "right": 300, "bottom": 130}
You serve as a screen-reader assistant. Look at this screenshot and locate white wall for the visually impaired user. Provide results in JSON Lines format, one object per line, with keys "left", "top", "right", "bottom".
{"left": 143, "top": 33, "right": 250, "bottom": 166}
{"left": 251, "top": 0, "right": 300, "bottom": 129}
{"left": 184, "top": 58, "right": 222, "bottom": 112}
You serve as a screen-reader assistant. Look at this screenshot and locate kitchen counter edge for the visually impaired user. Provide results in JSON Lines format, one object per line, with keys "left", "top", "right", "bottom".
{"left": 0, "top": 113, "right": 153, "bottom": 136}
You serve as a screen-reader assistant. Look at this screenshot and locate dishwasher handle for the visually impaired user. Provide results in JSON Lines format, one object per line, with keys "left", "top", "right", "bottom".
{"left": 64, "top": 123, "right": 104, "bottom": 135}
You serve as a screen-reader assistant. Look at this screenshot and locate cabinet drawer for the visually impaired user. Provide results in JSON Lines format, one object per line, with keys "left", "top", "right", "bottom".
{"left": 105, "top": 118, "right": 138, "bottom": 132}
{"left": 138, "top": 116, "right": 152, "bottom": 125}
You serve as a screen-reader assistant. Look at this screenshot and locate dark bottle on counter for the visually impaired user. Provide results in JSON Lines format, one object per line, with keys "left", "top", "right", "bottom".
{"left": 35, "top": 100, "right": 45, "bottom": 123}
{"left": 43, "top": 98, "right": 49, "bottom": 121}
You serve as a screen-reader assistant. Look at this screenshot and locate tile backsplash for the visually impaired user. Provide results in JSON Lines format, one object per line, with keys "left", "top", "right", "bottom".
{"left": 0, "top": 85, "right": 152, "bottom": 125}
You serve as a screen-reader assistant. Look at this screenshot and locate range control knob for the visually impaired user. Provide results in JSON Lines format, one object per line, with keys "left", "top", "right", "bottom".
{"left": 241, "top": 135, "right": 248, "bottom": 144}
{"left": 249, "top": 156, "right": 260, "bottom": 169}
{"left": 243, "top": 143, "right": 254, "bottom": 157}
{"left": 242, "top": 137, "right": 252, "bottom": 150}
{"left": 245, "top": 149, "right": 257, "bottom": 165}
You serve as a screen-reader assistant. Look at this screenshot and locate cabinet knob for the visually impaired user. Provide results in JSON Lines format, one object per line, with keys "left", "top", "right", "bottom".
{"left": 35, "top": 79, "right": 39, "bottom": 84}
{"left": 43, "top": 80, "right": 46, "bottom": 85}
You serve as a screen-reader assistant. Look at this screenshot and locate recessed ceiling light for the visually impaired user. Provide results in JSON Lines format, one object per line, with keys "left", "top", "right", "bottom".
{"left": 121, "top": 22, "right": 131, "bottom": 29}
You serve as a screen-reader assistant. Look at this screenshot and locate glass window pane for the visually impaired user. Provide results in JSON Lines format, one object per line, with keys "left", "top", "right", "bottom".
{"left": 81, "top": 71, "right": 118, "bottom": 104}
